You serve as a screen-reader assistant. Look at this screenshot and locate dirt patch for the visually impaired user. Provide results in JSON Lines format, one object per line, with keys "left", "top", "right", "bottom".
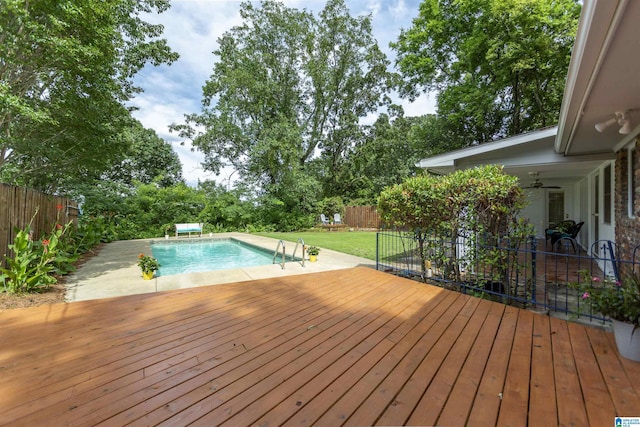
{"left": 0, "top": 243, "right": 106, "bottom": 311}
{"left": 0, "top": 284, "right": 67, "bottom": 310}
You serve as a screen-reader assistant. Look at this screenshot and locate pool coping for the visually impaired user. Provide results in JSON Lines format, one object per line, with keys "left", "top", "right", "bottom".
{"left": 64, "top": 232, "right": 375, "bottom": 302}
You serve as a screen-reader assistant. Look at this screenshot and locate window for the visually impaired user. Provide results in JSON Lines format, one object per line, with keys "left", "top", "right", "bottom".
{"left": 604, "top": 163, "right": 612, "bottom": 224}
{"left": 548, "top": 191, "right": 564, "bottom": 225}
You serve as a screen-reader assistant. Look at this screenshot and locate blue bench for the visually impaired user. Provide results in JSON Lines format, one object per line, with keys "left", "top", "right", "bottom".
{"left": 175, "top": 223, "right": 203, "bottom": 238}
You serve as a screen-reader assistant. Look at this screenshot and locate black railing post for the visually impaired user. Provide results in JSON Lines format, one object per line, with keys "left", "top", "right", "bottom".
{"left": 607, "top": 241, "right": 620, "bottom": 282}
{"left": 530, "top": 235, "right": 537, "bottom": 305}
{"left": 376, "top": 232, "right": 380, "bottom": 271}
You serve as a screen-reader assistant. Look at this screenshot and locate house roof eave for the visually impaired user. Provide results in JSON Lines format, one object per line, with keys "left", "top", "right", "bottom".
{"left": 417, "top": 127, "right": 558, "bottom": 169}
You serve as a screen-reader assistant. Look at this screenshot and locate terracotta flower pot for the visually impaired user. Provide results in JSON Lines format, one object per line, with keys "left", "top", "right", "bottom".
{"left": 612, "top": 319, "right": 640, "bottom": 362}
{"left": 142, "top": 271, "right": 154, "bottom": 280}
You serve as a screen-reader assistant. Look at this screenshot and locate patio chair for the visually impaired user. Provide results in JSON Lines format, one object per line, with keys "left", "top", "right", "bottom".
{"left": 545, "top": 220, "right": 575, "bottom": 242}
{"left": 320, "top": 214, "right": 329, "bottom": 225}
{"left": 545, "top": 220, "right": 574, "bottom": 249}
{"left": 334, "top": 213, "right": 342, "bottom": 224}
{"left": 551, "top": 221, "right": 584, "bottom": 253}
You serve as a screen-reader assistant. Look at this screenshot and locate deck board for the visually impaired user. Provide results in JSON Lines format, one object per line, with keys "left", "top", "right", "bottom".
{"left": 528, "top": 313, "right": 557, "bottom": 427}
{"left": 380, "top": 296, "right": 481, "bottom": 425}
{"left": 586, "top": 326, "right": 640, "bottom": 416}
{"left": 466, "top": 305, "right": 519, "bottom": 426}
{"left": 1, "top": 267, "right": 638, "bottom": 426}
{"left": 497, "top": 309, "right": 534, "bottom": 427}
{"left": 406, "top": 298, "right": 491, "bottom": 425}
{"left": 549, "top": 317, "right": 590, "bottom": 426}
{"left": 436, "top": 301, "right": 506, "bottom": 426}
{"left": 567, "top": 321, "right": 617, "bottom": 426}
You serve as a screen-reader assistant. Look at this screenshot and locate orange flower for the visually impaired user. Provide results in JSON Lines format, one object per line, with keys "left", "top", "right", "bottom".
{"left": 138, "top": 253, "right": 145, "bottom": 259}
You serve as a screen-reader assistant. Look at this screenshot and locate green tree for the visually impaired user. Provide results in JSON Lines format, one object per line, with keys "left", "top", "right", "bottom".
{"left": 337, "top": 113, "right": 442, "bottom": 203}
{"left": 0, "top": 0, "right": 178, "bottom": 190}
{"left": 76, "top": 179, "right": 260, "bottom": 240}
{"left": 106, "top": 120, "right": 184, "bottom": 188}
{"left": 310, "top": 0, "right": 396, "bottom": 195}
{"left": 393, "top": 0, "right": 580, "bottom": 146}
{"left": 174, "top": 0, "right": 396, "bottom": 225}
{"left": 123, "top": 183, "right": 206, "bottom": 238}
{"left": 198, "top": 181, "right": 256, "bottom": 231}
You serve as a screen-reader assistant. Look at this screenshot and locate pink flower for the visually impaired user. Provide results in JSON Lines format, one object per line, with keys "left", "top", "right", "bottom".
{"left": 616, "top": 281, "right": 622, "bottom": 287}
{"left": 582, "top": 292, "right": 590, "bottom": 299}
{"left": 592, "top": 277, "right": 601, "bottom": 283}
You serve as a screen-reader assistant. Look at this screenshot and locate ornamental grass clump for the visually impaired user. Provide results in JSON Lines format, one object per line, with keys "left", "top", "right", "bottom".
{"left": 575, "top": 270, "right": 640, "bottom": 327}
{"left": 137, "top": 254, "right": 160, "bottom": 274}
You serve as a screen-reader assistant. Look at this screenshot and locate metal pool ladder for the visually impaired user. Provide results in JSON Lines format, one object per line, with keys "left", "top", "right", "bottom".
{"left": 272, "top": 240, "right": 286, "bottom": 269}
{"left": 292, "top": 238, "right": 305, "bottom": 267}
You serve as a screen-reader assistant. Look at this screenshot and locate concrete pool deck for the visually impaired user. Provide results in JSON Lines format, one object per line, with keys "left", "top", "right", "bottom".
{"left": 64, "top": 233, "right": 375, "bottom": 302}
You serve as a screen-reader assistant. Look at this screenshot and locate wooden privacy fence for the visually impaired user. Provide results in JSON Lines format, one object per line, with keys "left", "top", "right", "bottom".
{"left": 343, "top": 205, "right": 381, "bottom": 229}
{"left": 0, "top": 183, "right": 79, "bottom": 264}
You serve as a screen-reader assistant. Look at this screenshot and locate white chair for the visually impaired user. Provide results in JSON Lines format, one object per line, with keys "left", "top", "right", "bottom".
{"left": 320, "top": 214, "right": 329, "bottom": 225}
{"left": 334, "top": 213, "right": 342, "bottom": 224}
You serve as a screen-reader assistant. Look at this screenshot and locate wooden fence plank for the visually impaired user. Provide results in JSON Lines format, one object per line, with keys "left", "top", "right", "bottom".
{"left": 344, "top": 206, "right": 381, "bottom": 229}
{"left": 0, "top": 183, "right": 78, "bottom": 267}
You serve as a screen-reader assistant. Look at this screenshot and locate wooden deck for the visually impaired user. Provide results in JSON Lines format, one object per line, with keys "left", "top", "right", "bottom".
{"left": 0, "top": 267, "right": 638, "bottom": 426}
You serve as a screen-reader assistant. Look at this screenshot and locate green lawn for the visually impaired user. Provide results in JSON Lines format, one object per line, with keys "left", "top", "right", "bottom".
{"left": 255, "top": 231, "right": 378, "bottom": 260}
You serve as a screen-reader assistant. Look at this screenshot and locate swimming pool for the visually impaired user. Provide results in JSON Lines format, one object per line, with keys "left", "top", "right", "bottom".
{"left": 150, "top": 238, "right": 292, "bottom": 276}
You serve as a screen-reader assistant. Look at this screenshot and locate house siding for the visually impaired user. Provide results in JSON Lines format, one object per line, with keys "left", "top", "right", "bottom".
{"left": 615, "top": 141, "right": 640, "bottom": 269}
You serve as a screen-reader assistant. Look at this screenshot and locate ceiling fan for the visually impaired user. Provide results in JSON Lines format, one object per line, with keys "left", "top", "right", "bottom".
{"left": 523, "top": 172, "right": 561, "bottom": 189}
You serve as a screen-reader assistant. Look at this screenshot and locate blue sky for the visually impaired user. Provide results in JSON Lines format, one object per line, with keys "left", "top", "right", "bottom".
{"left": 130, "top": 0, "right": 436, "bottom": 186}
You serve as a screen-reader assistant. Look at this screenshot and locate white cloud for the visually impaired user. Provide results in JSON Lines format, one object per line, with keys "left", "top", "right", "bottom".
{"left": 389, "top": 0, "right": 409, "bottom": 21}
{"left": 365, "top": 0, "right": 383, "bottom": 17}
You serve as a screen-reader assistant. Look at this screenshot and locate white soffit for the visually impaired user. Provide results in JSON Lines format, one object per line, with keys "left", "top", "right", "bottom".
{"left": 416, "top": 127, "right": 558, "bottom": 169}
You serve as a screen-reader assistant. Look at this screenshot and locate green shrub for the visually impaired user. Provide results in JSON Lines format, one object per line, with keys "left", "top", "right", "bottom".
{"left": 378, "top": 165, "right": 529, "bottom": 282}
{"left": 0, "top": 220, "right": 77, "bottom": 293}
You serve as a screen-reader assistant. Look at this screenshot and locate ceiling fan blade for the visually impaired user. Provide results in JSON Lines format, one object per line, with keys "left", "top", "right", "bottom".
{"left": 523, "top": 184, "right": 561, "bottom": 189}
{"left": 522, "top": 177, "right": 560, "bottom": 189}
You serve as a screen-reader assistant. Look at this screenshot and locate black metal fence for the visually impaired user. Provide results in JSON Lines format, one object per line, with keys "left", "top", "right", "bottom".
{"left": 376, "top": 230, "right": 638, "bottom": 324}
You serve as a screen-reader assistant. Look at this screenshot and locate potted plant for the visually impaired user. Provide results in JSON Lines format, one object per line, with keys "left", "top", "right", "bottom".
{"left": 137, "top": 253, "right": 160, "bottom": 280}
{"left": 306, "top": 245, "right": 320, "bottom": 262}
{"left": 576, "top": 271, "right": 640, "bottom": 361}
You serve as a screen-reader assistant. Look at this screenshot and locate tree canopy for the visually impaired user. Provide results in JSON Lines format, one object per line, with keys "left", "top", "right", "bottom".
{"left": 0, "top": 0, "right": 179, "bottom": 190}
{"left": 174, "top": 0, "right": 397, "bottom": 200}
{"left": 392, "top": 0, "right": 581, "bottom": 147}
{"left": 334, "top": 113, "right": 436, "bottom": 204}
{"left": 105, "top": 120, "right": 184, "bottom": 188}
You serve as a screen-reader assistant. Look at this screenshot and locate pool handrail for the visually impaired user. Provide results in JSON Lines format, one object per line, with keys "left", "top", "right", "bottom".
{"left": 292, "top": 238, "right": 305, "bottom": 268}
{"left": 272, "top": 240, "right": 286, "bottom": 269}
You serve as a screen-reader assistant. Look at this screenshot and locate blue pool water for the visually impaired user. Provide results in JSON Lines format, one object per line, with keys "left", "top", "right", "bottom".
{"left": 151, "top": 239, "right": 286, "bottom": 276}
